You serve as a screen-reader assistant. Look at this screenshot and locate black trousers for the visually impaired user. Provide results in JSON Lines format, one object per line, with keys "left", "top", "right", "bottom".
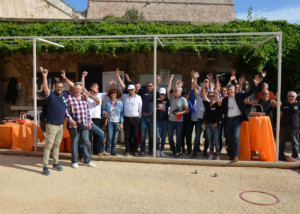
{"left": 182, "top": 120, "right": 196, "bottom": 154}
{"left": 124, "top": 117, "right": 140, "bottom": 153}
{"left": 279, "top": 126, "right": 299, "bottom": 159}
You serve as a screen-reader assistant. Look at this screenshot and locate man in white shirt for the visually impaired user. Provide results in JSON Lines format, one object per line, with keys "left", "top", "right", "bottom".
{"left": 86, "top": 83, "right": 107, "bottom": 156}
{"left": 122, "top": 84, "right": 142, "bottom": 156}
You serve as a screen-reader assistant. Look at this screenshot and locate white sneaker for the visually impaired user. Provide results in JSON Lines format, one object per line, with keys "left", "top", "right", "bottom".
{"left": 156, "top": 151, "right": 160, "bottom": 157}
{"left": 208, "top": 154, "right": 214, "bottom": 160}
{"left": 72, "top": 163, "right": 78, "bottom": 169}
{"left": 160, "top": 151, "right": 166, "bottom": 157}
{"left": 216, "top": 155, "right": 221, "bottom": 161}
{"left": 85, "top": 162, "right": 96, "bottom": 167}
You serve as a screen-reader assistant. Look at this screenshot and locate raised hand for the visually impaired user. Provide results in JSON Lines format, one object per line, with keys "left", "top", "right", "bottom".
{"left": 40, "top": 66, "right": 48, "bottom": 77}
{"left": 60, "top": 70, "right": 66, "bottom": 80}
{"left": 115, "top": 67, "right": 120, "bottom": 76}
{"left": 157, "top": 74, "right": 162, "bottom": 83}
{"left": 82, "top": 71, "right": 88, "bottom": 78}
{"left": 125, "top": 73, "right": 131, "bottom": 82}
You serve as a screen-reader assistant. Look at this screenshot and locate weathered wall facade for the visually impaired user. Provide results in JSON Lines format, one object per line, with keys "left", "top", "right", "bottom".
{"left": 88, "top": 0, "right": 236, "bottom": 24}
{"left": 0, "top": 0, "right": 85, "bottom": 19}
{"left": 0, "top": 52, "right": 234, "bottom": 117}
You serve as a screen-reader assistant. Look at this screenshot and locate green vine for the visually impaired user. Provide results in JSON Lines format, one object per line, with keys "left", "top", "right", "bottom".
{"left": 0, "top": 19, "right": 299, "bottom": 95}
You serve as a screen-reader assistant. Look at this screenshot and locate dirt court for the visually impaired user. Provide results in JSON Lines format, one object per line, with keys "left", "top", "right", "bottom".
{"left": 0, "top": 154, "right": 299, "bottom": 214}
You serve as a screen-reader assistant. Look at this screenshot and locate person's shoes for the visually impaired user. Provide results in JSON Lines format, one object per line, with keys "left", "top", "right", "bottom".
{"left": 294, "top": 157, "right": 300, "bottom": 161}
{"left": 111, "top": 152, "right": 117, "bottom": 156}
{"left": 233, "top": 157, "right": 238, "bottom": 162}
{"left": 72, "top": 163, "right": 79, "bottom": 169}
{"left": 43, "top": 167, "right": 50, "bottom": 176}
{"left": 156, "top": 151, "right": 160, "bottom": 157}
{"left": 124, "top": 152, "right": 129, "bottom": 156}
{"left": 190, "top": 153, "right": 197, "bottom": 159}
{"left": 169, "top": 152, "right": 175, "bottom": 156}
{"left": 208, "top": 153, "right": 214, "bottom": 160}
{"left": 203, "top": 151, "right": 208, "bottom": 157}
{"left": 149, "top": 150, "right": 153, "bottom": 155}
{"left": 53, "top": 163, "right": 63, "bottom": 171}
{"left": 216, "top": 155, "right": 221, "bottom": 161}
{"left": 160, "top": 151, "right": 166, "bottom": 157}
{"left": 98, "top": 151, "right": 109, "bottom": 156}
{"left": 175, "top": 152, "right": 180, "bottom": 158}
{"left": 85, "top": 162, "right": 96, "bottom": 167}
{"left": 139, "top": 152, "right": 145, "bottom": 157}
{"left": 198, "top": 148, "right": 202, "bottom": 153}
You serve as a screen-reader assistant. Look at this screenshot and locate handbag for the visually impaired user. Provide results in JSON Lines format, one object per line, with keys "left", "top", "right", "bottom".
{"left": 104, "top": 104, "right": 116, "bottom": 127}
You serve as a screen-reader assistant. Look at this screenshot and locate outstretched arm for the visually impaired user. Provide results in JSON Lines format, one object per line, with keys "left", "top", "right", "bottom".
{"left": 167, "top": 74, "right": 174, "bottom": 100}
{"left": 61, "top": 70, "right": 75, "bottom": 88}
{"left": 81, "top": 71, "right": 88, "bottom": 92}
{"left": 115, "top": 68, "right": 126, "bottom": 90}
{"left": 40, "top": 67, "right": 50, "bottom": 96}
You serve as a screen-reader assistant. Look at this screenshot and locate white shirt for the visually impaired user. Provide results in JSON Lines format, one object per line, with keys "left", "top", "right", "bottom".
{"left": 122, "top": 94, "right": 142, "bottom": 118}
{"left": 227, "top": 97, "right": 241, "bottom": 117}
{"left": 88, "top": 93, "right": 106, "bottom": 119}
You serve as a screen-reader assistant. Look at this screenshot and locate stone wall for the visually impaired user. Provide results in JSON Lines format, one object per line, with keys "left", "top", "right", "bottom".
{"left": 87, "top": 0, "right": 236, "bottom": 24}
{"left": 0, "top": 52, "right": 234, "bottom": 116}
{"left": 0, "top": 0, "right": 85, "bottom": 19}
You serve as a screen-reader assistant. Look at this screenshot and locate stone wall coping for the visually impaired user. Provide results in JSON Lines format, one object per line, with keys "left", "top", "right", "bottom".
{"left": 90, "top": 0, "right": 234, "bottom": 5}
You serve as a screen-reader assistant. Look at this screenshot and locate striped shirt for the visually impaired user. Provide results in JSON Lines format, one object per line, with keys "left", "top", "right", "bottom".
{"left": 65, "top": 94, "right": 91, "bottom": 128}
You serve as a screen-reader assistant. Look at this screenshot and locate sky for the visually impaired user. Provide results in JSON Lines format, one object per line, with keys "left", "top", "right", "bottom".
{"left": 63, "top": 0, "right": 300, "bottom": 24}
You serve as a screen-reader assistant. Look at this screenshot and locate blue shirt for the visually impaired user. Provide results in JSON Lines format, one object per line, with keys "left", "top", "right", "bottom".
{"left": 139, "top": 88, "right": 154, "bottom": 114}
{"left": 46, "top": 91, "right": 67, "bottom": 124}
{"left": 102, "top": 99, "right": 124, "bottom": 123}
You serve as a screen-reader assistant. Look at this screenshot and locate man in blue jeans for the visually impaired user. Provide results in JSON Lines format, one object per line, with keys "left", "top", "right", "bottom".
{"left": 65, "top": 82, "right": 96, "bottom": 168}
{"left": 167, "top": 75, "right": 189, "bottom": 157}
{"left": 216, "top": 73, "right": 265, "bottom": 161}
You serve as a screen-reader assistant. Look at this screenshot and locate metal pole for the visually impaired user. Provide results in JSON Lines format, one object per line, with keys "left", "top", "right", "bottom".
{"left": 33, "top": 38, "right": 37, "bottom": 152}
{"left": 275, "top": 33, "right": 282, "bottom": 162}
{"left": 153, "top": 36, "right": 157, "bottom": 158}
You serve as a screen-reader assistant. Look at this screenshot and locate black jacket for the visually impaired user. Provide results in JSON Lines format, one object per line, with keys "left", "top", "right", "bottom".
{"left": 216, "top": 85, "right": 257, "bottom": 123}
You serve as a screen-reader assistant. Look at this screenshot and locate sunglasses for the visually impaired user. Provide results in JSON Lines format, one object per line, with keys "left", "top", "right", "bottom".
{"left": 111, "top": 92, "right": 117, "bottom": 94}
{"left": 208, "top": 95, "right": 215, "bottom": 98}
{"left": 243, "top": 83, "right": 249, "bottom": 85}
{"left": 90, "top": 90, "right": 97, "bottom": 93}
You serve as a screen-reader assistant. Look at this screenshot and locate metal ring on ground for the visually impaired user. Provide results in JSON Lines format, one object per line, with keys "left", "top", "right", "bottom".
{"left": 239, "top": 190, "right": 280, "bottom": 206}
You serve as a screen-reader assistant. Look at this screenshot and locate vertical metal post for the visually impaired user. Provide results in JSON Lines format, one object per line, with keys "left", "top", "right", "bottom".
{"left": 33, "top": 38, "right": 37, "bottom": 152}
{"left": 275, "top": 33, "right": 282, "bottom": 162}
{"left": 153, "top": 36, "right": 157, "bottom": 158}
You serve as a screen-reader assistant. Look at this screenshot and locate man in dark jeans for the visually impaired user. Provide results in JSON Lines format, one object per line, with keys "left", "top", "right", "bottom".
{"left": 279, "top": 91, "right": 300, "bottom": 161}
{"left": 121, "top": 84, "right": 142, "bottom": 156}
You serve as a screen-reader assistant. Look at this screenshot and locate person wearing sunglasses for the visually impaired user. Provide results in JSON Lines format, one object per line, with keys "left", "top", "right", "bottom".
{"left": 257, "top": 82, "right": 276, "bottom": 100}
{"left": 40, "top": 67, "right": 67, "bottom": 175}
{"left": 246, "top": 89, "right": 281, "bottom": 126}
{"left": 202, "top": 89, "right": 222, "bottom": 160}
{"left": 279, "top": 91, "right": 300, "bottom": 161}
{"left": 103, "top": 88, "right": 124, "bottom": 156}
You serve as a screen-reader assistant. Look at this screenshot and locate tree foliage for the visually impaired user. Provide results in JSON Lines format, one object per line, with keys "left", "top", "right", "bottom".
{"left": 0, "top": 19, "right": 299, "bottom": 95}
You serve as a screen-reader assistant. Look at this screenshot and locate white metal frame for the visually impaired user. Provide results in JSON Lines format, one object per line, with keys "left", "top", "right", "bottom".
{"left": 0, "top": 32, "right": 282, "bottom": 161}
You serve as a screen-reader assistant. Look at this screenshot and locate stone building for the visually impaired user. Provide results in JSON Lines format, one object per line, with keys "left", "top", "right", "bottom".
{"left": 0, "top": 0, "right": 237, "bottom": 119}
{"left": 0, "top": 0, "right": 85, "bottom": 19}
{"left": 87, "top": 0, "right": 236, "bottom": 24}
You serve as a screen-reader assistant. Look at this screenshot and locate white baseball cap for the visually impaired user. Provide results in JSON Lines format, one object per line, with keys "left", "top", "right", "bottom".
{"left": 159, "top": 88, "right": 166, "bottom": 94}
{"left": 127, "top": 84, "right": 135, "bottom": 90}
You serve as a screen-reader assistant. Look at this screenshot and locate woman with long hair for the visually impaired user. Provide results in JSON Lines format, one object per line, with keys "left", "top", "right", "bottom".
{"left": 103, "top": 88, "right": 124, "bottom": 155}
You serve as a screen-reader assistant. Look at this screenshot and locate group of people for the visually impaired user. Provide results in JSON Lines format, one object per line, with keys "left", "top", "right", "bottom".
{"left": 41, "top": 67, "right": 300, "bottom": 175}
